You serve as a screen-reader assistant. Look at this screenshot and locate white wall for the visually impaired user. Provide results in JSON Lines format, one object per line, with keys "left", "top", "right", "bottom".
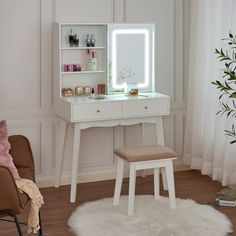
{"left": 0, "top": 0, "right": 187, "bottom": 187}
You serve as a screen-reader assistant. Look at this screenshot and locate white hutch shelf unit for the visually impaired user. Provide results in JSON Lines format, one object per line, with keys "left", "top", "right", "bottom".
{"left": 53, "top": 23, "right": 170, "bottom": 203}
{"left": 53, "top": 23, "right": 107, "bottom": 99}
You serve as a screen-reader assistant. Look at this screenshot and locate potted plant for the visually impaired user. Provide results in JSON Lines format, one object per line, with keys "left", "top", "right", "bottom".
{"left": 212, "top": 33, "right": 236, "bottom": 144}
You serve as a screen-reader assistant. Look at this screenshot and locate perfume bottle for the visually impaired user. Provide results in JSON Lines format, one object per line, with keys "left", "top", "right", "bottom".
{"left": 74, "top": 34, "right": 79, "bottom": 47}
{"left": 90, "top": 34, "right": 96, "bottom": 47}
{"left": 86, "top": 34, "right": 91, "bottom": 47}
{"left": 87, "top": 50, "right": 97, "bottom": 71}
{"left": 69, "top": 29, "right": 74, "bottom": 47}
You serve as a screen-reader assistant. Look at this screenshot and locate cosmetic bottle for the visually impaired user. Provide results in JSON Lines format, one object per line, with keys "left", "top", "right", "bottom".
{"left": 62, "top": 88, "right": 74, "bottom": 96}
{"left": 90, "top": 34, "right": 96, "bottom": 47}
{"left": 90, "top": 88, "right": 95, "bottom": 97}
{"left": 86, "top": 34, "right": 90, "bottom": 47}
{"left": 83, "top": 86, "right": 92, "bottom": 95}
{"left": 75, "top": 86, "right": 83, "bottom": 96}
{"left": 87, "top": 50, "right": 97, "bottom": 71}
{"left": 97, "top": 84, "right": 105, "bottom": 94}
{"left": 69, "top": 29, "right": 74, "bottom": 47}
{"left": 74, "top": 34, "right": 79, "bottom": 47}
{"left": 73, "top": 64, "right": 81, "bottom": 71}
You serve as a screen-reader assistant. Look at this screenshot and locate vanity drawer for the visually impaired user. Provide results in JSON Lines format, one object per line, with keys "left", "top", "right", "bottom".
{"left": 122, "top": 98, "right": 170, "bottom": 117}
{"left": 72, "top": 102, "right": 122, "bottom": 121}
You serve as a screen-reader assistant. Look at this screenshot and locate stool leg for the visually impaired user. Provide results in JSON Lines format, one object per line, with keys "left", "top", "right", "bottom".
{"left": 166, "top": 161, "right": 176, "bottom": 209}
{"left": 113, "top": 158, "right": 124, "bottom": 205}
{"left": 128, "top": 164, "right": 136, "bottom": 216}
{"left": 161, "top": 167, "right": 168, "bottom": 190}
{"left": 154, "top": 168, "right": 160, "bottom": 199}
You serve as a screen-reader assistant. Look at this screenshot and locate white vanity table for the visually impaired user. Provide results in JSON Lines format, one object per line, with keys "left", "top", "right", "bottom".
{"left": 53, "top": 23, "right": 170, "bottom": 202}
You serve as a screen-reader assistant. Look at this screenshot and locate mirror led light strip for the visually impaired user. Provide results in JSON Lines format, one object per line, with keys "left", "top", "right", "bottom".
{"left": 112, "top": 29, "right": 150, "bottom": 90}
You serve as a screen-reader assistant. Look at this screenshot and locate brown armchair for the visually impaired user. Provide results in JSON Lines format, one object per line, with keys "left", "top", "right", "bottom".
{"left": 0, "top": 135, "right": 43, "bottom": 236}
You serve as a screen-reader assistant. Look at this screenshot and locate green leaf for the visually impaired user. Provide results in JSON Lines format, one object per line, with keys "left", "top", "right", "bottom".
{"left": 225, "top": 81, "right": 232, "bottom": 89}
{"left": 233, "top": 100, "right": 236, "bottom": 108}
{"left": 229, "top": 92, "right": 236, "bottom": 98}
{"left": 220, "top": 58, "right": 230, "bottom": 61}
{"left": 227, "top": 110, "right": 233, "bottom": 118}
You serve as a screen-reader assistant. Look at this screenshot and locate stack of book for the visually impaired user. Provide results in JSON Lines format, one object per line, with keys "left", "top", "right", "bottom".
{"left": 216, "top": 186, "right": 236, "bottom": 207}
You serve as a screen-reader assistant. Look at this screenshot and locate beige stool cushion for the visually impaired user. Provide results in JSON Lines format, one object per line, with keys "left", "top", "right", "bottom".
{"left": 114, "top": 145, "right": 177, "bottom": 163}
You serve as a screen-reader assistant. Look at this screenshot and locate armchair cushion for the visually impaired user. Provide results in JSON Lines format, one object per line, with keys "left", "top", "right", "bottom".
{"left": 0, "top": 120, "right": 20, "bottom": 180}
{"left": 0, "top": 166, "right": 29, "bottom": 214}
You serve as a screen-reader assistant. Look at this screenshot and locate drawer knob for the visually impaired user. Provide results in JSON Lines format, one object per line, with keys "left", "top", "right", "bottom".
{"left": 144, "top": 106, "right": 148, "bottom": 109}
{"left": 96, "top": 109, "right": 100, "bottom": 113}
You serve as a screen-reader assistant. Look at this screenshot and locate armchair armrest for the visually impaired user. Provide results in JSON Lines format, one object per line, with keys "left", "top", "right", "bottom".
{"left": 0, "top": 166, "right": 22, "bottom": 214}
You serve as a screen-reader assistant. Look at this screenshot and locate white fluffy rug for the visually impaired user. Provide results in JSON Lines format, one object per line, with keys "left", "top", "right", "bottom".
{"left": 68, "top": 195, "right": 232, "bottom": 236}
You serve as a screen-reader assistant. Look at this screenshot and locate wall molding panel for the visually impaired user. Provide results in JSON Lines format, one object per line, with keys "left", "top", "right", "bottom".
{"left": 0, "top": 0, "right": 41, "bottom": 110}
{"left": 113, "top": 0, "right": 124, "bottom": 22}
{"left": 1, "top": 0, "right": 187, "bottom": 187}
{"left": 53, "top": 0, "right": 114, "bottom": 23}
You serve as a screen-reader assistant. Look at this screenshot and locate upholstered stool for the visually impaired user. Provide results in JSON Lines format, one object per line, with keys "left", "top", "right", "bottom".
{"left": 113, "top": 145, "right": 177, "bottom": 215}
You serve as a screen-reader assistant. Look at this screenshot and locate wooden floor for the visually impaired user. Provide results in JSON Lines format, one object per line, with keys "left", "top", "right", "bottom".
{"left": 0, "top": 170, "right": 236, "bottom": 236}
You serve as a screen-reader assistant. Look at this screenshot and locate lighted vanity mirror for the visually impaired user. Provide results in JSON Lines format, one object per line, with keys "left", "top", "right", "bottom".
{"left": 107, "top": 24, "right": 155, "bottom": 94}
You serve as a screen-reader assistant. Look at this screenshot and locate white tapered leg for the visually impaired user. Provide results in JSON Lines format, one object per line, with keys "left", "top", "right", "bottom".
{"left": 166, "top": 161, "right": 176, "bottom": 209}
{"left": 113, "top": 158, "right": 125, "bottom": 205}
{"left": 54, "top": 119, "right": 67, "bottom": 188}
{"left": 155, "top": 117, "right": 168, "bottom": 190}
{"left": 70, "top": 123, "right": 81, "bottom": 203}
{"left": 154, "top": 168, "right": 160, "bottom": 199}
{"left": 155, "top": 117, "right": 164, "bottom": 145}
{"left": 128, "top": 164, "right": 136, "bottom": 216}
{"left": 161, "top": 167, "right": 168, "bottom": 190}
{"left": 140, "top": 123, "right": 146, "bottom": 178}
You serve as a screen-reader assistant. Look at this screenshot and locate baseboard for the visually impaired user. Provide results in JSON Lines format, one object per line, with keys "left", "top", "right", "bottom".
{"left": 36, "top": 169, "right": 122, "bottom": 188}
{"left": 36, "top": 163, "right": 190, "bottom": 188}
{"left": 173, "top": 160, "right": 190, "bottom": 172}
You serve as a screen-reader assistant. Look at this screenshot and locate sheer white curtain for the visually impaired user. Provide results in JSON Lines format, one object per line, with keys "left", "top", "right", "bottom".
{"left": 183, "top": 0, "right": 236, "bottom": 185}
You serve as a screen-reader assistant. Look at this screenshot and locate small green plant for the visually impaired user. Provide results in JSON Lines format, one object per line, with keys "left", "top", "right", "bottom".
{"left": 212, "top": 33, "right": 236, "bottom": 144}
